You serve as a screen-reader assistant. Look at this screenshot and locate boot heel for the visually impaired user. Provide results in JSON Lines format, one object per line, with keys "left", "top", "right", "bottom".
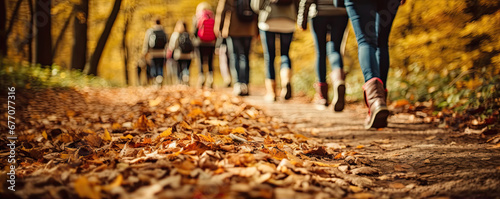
{"left": 333, "top": 84, "right": 345, "bottom": 112}
{"left": 365, "top": 107, "right": 389, "bottom": 129}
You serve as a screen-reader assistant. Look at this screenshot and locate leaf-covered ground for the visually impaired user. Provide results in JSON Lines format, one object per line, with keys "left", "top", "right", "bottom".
{"left": 1, "top": 86, "right": 381, "bottom": 199}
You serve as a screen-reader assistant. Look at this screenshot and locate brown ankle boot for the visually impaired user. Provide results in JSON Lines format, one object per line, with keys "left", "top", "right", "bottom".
{"left": 330, "top": 69, "right": 346, "bottom": 112}
{"left": 363, "top": 78, "right": 389, "bottom": 129}
{"left": 313, "top": 82, "right": 328, "bottom": 110}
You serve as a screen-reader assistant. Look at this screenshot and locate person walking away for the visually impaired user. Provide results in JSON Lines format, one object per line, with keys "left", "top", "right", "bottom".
{"left": 214, "top": 0, "right": 259, "bottom": 96}
{"left": 344, "top": 0, "right": 405, "bottom": 129}
{"left": 297, "top": 0, "right": 348, "bottom": 111}
{"left": 216, "top": 37, "right": 232, "bottom": 87}
{"left": 252, "top": 0, "right": 299, "bottom": 102}
{"left": 168, "top": 21, "right": 194, "bottom": 85}
{"left": 194, "top": 2, "right": 217, "bottom": 88}
{"left": 142, "top": 18, "right": 168, "bottom": 85}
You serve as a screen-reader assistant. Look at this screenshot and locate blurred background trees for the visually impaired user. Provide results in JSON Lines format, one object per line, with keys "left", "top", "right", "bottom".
{"left": 1, "top": 0, "right": 499, "bottom": 113}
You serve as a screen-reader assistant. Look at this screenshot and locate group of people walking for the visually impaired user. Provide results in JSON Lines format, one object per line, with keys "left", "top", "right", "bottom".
{"left": 142, "top": 0, "right": 405, "bottom": 129}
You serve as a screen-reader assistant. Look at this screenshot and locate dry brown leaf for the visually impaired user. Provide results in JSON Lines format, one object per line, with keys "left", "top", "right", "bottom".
{"left": 269, "top": 147, "right": 288, "bottom": 160}
{"left": 134, "top": 115, "right": 155, "bottom": 131}
{"left": 389, "top": 182, "right": 406, "bottom": 189}
{"left": 304, "top": 146, "right": 329, "bottom": 156}
{"left": 102, "top": 174, "right": 123, "bottom": 191}
{"left": 120, "top": 134, "right": 134, "bottom": 140}
{"left": 350, "top": 167, "right": 379, "bottom": 175}
{"left": 231, "top": 127, "right": 246, "bottom": 134}
{"left": 160, "top": 128, "right": 173, "bottom": 138}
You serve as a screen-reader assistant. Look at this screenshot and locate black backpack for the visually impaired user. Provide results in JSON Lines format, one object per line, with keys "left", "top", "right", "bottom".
{"left": 149, "top": 29, "right": 167, "bottom": 49}
{"left": 236, "top": 0, "right": 256, "bottom": 22}
{"left": 272, "top": 0, "right": 293, "bottom": 6}
{"left": 178, "top": 32, "right": 193, "bottom": 53}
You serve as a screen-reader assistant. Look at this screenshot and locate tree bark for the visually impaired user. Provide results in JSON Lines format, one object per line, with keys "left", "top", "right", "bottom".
{"left": 52, "top": 9, "right": 74, "bottom": 60}
{"left": 6, "top": 0, "right": 22, "bottom": 37}
{"left": 0, "top": 0, "right": 6, "bottom": 57}
{"left": 87, "top": 0, "right": 122, "bottom": 76}
{"left": 71, "top": 0, "right": 88, "bottom": 71}
{"left": 27, "top": 0, "right": 33, "bottom": 62}
{"left": 34, "top": 0, "right": 52, "bottom": 67}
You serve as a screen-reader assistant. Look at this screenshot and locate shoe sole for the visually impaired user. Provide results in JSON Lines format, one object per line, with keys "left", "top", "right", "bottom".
{"left": 283, "top": 83, "right": 292, "bottom": 100}
{"left": 333, "top": 84, "right": 345, "bottom": 112}
{"left": 365, "top": 107, "right": 389, "bottom": 129}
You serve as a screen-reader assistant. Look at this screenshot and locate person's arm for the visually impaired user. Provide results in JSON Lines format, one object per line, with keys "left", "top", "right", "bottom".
{"left": 142, "top": 29, "right": 151, "bottom": 57}
{"left": 297, "top": 0, "right": 312, "bottom": 30}
{"left": 214, "top": 0, "right": 226, "bottom": 37}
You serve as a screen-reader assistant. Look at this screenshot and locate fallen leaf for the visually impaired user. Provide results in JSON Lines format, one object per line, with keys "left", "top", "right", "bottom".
{"left": 389, "top": 182, "right": 406, "bottom": 189}
{"left": 160, "top": 128, "right": 173, "bottom": 138}
{"left": 42, "top": 131, "right": 48, "bottom": 140}
{"left": 103, "top": 129, "right": 112, "bottom": 141}
{"left": 120, "top": 135, "right": 134, "bottom": 140}
{"left": 356, "top": 145, "right": 364, "bottom": 149}
{"left": 231, "top": 127, "right": 246, "bottom": 134}
{"left": 102, "top": 174, "right": 123, "bottom": 191}
{"left": 349, "top": 185, "right": 363, "bottom": 193}
{"left": 350, "top": 167, "right": 379, "bottom": 175}
{"left": 425, "top": 135, "right": 436, "bottom": 140}
{"left": 74, "top": 176, "right": 101, "bottom": 199}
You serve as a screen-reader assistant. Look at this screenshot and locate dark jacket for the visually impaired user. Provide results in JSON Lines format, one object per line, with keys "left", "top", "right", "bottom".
{"left": 297, "top": 0, "right": 347, "bottom": 29}
{"left": 214, "top": 0, "right": 259, "bottom": 38}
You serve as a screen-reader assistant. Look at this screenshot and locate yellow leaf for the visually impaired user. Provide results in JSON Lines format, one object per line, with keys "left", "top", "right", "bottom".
{"left": 356, "top": 145, "right": 364, "bottom": 149}
{"left": 190, "top": 99, "right": 203, "bottom": 106}
{"left": 66, "top": 110, "right": 76, "bottom": 117}
{"left": 120, "top": 135, "right": 134, "bottom": 140}
{"left": 187, "top": 108, "right": 204, "bottom": 117}
{"left": 231, "top": 127, "right": 246, "bottom": 134}
{"left": 42, "top": 131, "right": 48, "bottom": 140}
{"left": 160, "top": 128, "right": 173, "bottom": 138}
{"left": 74, "top": 177, "right": 101, "bottom": 199}
{"left": 349, "top": 185, "right": 363, "bottom": 193}
{"left": 103, "top": 129, "right": 112, "bottom": 141}
{"left": 313, "top": 161, "right": 340, "bottom": 167}
{"left": 60, "top": 153, "right": 70, "bottom": 159}
{"left": 149, "top": 97, "right": 162, "bottom": 107}
{"left": 112, "top": 123, "right": 122, "bottom": 130}
{"left": 197, "top": 134, "right": 215, "bottom": 142}
{"left": 102, "top": 174, "right": 123, "bottom": 191}
{"left": 167, "top": 104, "right": 181, "bottom": 112}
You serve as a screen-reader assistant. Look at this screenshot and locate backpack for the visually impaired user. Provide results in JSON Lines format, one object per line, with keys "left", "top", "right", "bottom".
{"left": 272, "top": 0, "right": 293, "bottom": 6}
{"left": 197, "top": 10, "right": 216, "bottom": 42}
{"left": 149, "top": 29, "right": 167, "bottom": 49}
{"left": 236, "top": 0, "right": 256, "bottom": 22}
{"left": 178, "top": 32, "right": 194, "bottom": 53}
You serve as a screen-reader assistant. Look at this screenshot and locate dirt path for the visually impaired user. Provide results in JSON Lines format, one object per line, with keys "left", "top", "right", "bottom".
{"left": 243, "top": 88, "right": 500, "bottom": 198}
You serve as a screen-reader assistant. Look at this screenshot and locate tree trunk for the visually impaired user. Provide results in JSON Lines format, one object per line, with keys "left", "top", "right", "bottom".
{"left": 71, "top": 0, "right": 88, "bottom": 71}
{"left": 34, "top": 0, "right": 52, "bottom": 67}
{"left": 27, "top": 0, "right": 33, "bottom": 62}
{"left": 122, "top": 9, "right": 133, "bottom": 85}
{"left": 87, "top": 0, "right": 122, "bottom": 76}
{"left": 52, "top": 9, "right": 74, "bottom": 60}
{"left": 6, "top": 0, "right": 22, "bottom": 37}
{"left": 0, "top": 0, "right": 6, "bottom": 57}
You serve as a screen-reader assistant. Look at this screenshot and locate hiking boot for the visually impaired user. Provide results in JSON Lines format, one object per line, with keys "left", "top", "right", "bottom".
{"left": 206, "top": 72, "right": 214, "bottom": 89}
{"left": 155, "top": 76, "right": 163, "bottom": 85}
{"left": 198, "top": 74, "right": 205, "bottom": 88}
{"left": 280, "top": 68, "right": 292, "bottom": 100}
{"left": 363, "top": 78, "right": 389, "bottom": 129}
{"left": 330, "top": 68, "right": 345, "bottom": 112}
{"left": 313, "top": 82, "right": 328, "bottom": 110}
{"left": 264, "top": 79, "right": 277, "bottom": 102}
{"left": 233, "top": 83, "right": 242, "bottom": 96}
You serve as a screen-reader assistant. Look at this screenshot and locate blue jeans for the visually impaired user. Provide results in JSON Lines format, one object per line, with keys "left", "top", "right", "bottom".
{"left": 345, "top": 0, "right": 400, "bottom": 87}
{"left": 177, "top": 59, "right": 191, "bottom": 80}
{"left": 227, "top": 36, "right": 252, "bottom": 84}
{"left": 149, "top": 58, "right": 165, "bottom": 78}
{"left": 310, "top": 15, "right": 348, "bottom": 83}
{"left": 259, "top": 30, "right": 293, "bottom": 80}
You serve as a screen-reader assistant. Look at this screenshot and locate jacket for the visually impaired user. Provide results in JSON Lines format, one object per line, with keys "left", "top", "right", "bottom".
{"left": 297, "top": 0, "right": 347, "bottom": 29}
{"left": 214, "top": 0, "right": 259, "bottom": 38}
{"left": 251, "top": 0, "right": 299, "bottom": 32}
{"left": 168, "top": 32, "right": 193, "bottom": 60}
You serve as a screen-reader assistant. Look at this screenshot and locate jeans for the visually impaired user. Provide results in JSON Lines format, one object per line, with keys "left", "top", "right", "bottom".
{"left": 259, "top": 30, "right": 294, "bottom": 80}
{"left": 149, "top": 58, "right": 165, "bottom": 78}
{"left": 197, "top": 46, "right": 214, "bottom": 74}
{"left": 345, "top": 0, "right": 400, "bottom": 87}
{"left": 310, "top": 15, "right": 349, "bottom": 83}
{"left": 227, "top": 36, "right": 253, "bottom": 84}
{"left": 177, "top": 59, "right": 191, "bottom": 81}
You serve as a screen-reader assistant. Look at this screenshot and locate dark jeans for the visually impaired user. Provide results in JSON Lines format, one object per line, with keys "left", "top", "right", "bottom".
{"left": 259, "top": 30, "right": 294, "bottom": 80}
{"left": 310, "top": 15, "right": 349, "bottom": 83}
{"left": 149, "top": 58, "right": 165, "bottom": 78}
{"left": 197, "top": 46, "right": 214, "bottom": 74}
{"left": 177, "top": 59, "right": 191, "bottom": 80}
{"left": 227, "top": 36, "right": 253, "bottom": 84}
{"left": 345, "top": 0, "right": 400, "bottom": 87}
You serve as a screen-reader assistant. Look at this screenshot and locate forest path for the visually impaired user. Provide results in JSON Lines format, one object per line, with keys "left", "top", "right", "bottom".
{"left": 242, "top": 87, "right": 500, "bottom": 198}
